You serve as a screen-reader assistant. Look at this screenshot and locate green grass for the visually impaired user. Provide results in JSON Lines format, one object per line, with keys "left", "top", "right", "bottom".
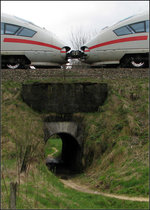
{"left": 73, "top": 77, "right": 149, "bottom": 198}
{"left": 1, "top": 77, "right": 149, "bottom": 209}
{"left": 45, "top": 137, "right": 62, "bottom": 157}
{"left": 8, "top": 164, "right": 148, "bottom": 209}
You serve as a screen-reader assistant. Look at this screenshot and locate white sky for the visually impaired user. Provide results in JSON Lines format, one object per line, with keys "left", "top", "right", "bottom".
{"left": 1, "top": 1, "right": 149, "bottom": 47}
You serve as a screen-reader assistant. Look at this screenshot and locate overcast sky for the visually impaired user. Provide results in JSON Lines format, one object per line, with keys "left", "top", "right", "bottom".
{"left": 1, "top": 1, "right": 149, "bottom": 47}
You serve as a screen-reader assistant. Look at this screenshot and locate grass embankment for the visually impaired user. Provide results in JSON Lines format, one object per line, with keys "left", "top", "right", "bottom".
{"left": 1, "top": 77, "right": 149, "bottom": 209}
{"left": 75, "top": 77, "right": 149, "bottom": 199}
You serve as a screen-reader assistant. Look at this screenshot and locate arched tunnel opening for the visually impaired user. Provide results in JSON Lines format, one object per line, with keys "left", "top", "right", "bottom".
{"left": 45, "top": 132, "right": 82, "bottom": 175}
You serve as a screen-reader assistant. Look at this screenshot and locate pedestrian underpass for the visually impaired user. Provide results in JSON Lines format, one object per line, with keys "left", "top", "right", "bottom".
{"left": 21, "top": 82, "right": 108, "bottom": 174}
{"left": 45, "top": 133, "right": 82, "bottom": 174}
{"left": 43, "top": 120, "right": 84, "bottom": 173}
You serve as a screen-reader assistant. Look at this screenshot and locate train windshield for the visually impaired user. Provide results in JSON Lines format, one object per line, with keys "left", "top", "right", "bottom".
{"left": 1, "top": 23, "right": 4, "bottom": 34}
{"left": 114, "top": 26, "right": 132, "bottom": 36}
{"left": 17, "top": 28, "right": 36, "bottom": 37}
{"left": 130, "top": 22, "right": 145, "bottom": 33}
{"left": 114, "top": 20, "right": 149, "bottom": 36}
{"left": 5, "top": 24, "right": 21, "bottom": 35}
{"left": 146, "top": 20, "right": 149, "bottom": 32}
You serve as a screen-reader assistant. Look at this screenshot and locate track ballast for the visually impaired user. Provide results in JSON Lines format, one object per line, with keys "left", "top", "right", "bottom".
{"left": 1, "top": 68, "right": 149, "bottom": 82}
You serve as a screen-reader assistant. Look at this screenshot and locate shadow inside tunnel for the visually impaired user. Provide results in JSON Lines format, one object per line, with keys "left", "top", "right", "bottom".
{"left": 45, "top": 132, "right": 83, "bottom": 178}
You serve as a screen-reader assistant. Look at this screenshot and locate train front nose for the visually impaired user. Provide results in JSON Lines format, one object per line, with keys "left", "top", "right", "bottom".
{"left": 81, "top": 46, "right": 90, "bottom": 58}
{"left": 60, "top": 46, "right": 71, "bottom": 60}
{"left": 67, "top": 49, "right": 86, "bottom": 60}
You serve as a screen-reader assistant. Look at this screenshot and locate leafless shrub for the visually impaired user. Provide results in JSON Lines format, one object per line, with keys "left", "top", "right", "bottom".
{"left": 68, "top": 26, "right": 99, "bottom": 69}
{"left": 68, "top": 27, "right": 98, "bottom": 50}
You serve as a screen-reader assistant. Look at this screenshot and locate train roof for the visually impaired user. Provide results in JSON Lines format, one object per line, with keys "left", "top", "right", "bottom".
{"left": 100, "top": 11, "right": 149, "bottom": 34}
{"left": 1, "top": 13, "right": 59, "bottom": 37}
{"left": 111, "top": 10, "right": 149, "bottom": 29}
{"left": 1, "top": 13, "right": 42, "bottom": 29}
{"left": 82, "top": 10, "right": 149, "bottom": 48}
{"left": 1, "top": 13, "right": 68, "bottom": 45}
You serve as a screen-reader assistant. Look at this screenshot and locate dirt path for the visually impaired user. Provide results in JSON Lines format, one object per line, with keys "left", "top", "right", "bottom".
{"left": 60, "top": 179, "right": 149, "bottom": 202}
{"left": 47, "top": 147, "right": 58, "bottom": 157}
{"left": 47, "top": 146, "right": 149, "bottom": 202}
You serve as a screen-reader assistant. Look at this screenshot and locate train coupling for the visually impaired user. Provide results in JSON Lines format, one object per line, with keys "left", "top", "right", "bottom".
{"left": 67, "top": 50, "right": 86, "bottom": 59}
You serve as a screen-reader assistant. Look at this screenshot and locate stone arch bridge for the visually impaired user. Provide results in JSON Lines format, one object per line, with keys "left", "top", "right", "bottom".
{"left": 21, "top": 82, "right": 108, "bottom": 171}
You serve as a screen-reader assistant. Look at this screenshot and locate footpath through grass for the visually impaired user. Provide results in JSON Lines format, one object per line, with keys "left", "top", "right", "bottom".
{"left": 1, "top": 77, "right": 149, "bottom": 209}
{"left": 2, "top": 163, "right": 149, "bottom": 209}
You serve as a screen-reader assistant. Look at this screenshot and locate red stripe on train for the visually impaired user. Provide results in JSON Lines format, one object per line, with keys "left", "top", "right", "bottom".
{"left": 89, "top": 36, "right": 148, "bottom": 50}
{"left": 3, "top": 38, "right": 62, "bottom": 50}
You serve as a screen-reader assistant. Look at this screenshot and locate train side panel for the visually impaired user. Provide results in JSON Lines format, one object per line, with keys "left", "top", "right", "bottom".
{"left": 85, "top": 32, "right": 148, "bottom": 64}
{"left": 1, "top": 13, "right": 69, "bottom": 68}
{"left": 82, "top": 11, "right": 149, "bottom": 67}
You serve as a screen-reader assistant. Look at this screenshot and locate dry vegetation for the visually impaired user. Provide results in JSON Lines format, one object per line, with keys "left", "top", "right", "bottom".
{"left": 1, "top": 69, "right": 149, "bottom": 209}
{"left": 74, "top": 78, "right": 149, "bottom": 198}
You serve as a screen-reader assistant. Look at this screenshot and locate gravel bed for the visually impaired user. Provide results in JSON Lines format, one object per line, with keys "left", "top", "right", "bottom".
{"left": 1, "top": 68, "right": 149, "bottom": 82}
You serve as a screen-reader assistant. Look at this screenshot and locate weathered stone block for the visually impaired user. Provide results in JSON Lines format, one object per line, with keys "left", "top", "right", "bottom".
{"left": 21, "top": 82, "right": 107, "bottom": 113}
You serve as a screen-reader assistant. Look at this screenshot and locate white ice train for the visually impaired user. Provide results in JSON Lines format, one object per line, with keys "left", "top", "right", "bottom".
{"left": 1, "top": 13, "right": 70, "bottom": 69}
{"left": 81, "top": 11, "right": 149, "bottom": 68}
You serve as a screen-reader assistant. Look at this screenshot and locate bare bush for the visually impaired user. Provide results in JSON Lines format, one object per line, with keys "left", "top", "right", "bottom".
{"left": 68, "top": 27, "right": 99, "bottom": 50}
{"left": 68, "top": 27, "right": 99, "bottom": 69}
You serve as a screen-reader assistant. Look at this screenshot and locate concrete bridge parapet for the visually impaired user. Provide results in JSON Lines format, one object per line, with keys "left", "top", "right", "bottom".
{"left": 21, "top": 82, "right": 108, "bottom": 114}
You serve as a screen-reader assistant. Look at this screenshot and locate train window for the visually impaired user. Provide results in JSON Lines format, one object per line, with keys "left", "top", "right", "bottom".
{"left": 1, "top": 23, "right": 4, "bottom": 34}
{"left": 114, "top": 26, "right": 132, "bottom": 36}
{"left": 5, "top": 24, "right": 20, "bottom": 35}
{"left": 18, "top": 27, "right": 36, "bottom": 37}
{"left": 129, "top": 22, "right": 145, "bottom": 33}
{"left": 146, "top": 20, "right": 149, "bottom": 32}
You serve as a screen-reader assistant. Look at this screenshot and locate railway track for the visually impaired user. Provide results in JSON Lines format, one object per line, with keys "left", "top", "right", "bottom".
{"left": 1, "top": 68, "right": 149, "bottom": 82}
